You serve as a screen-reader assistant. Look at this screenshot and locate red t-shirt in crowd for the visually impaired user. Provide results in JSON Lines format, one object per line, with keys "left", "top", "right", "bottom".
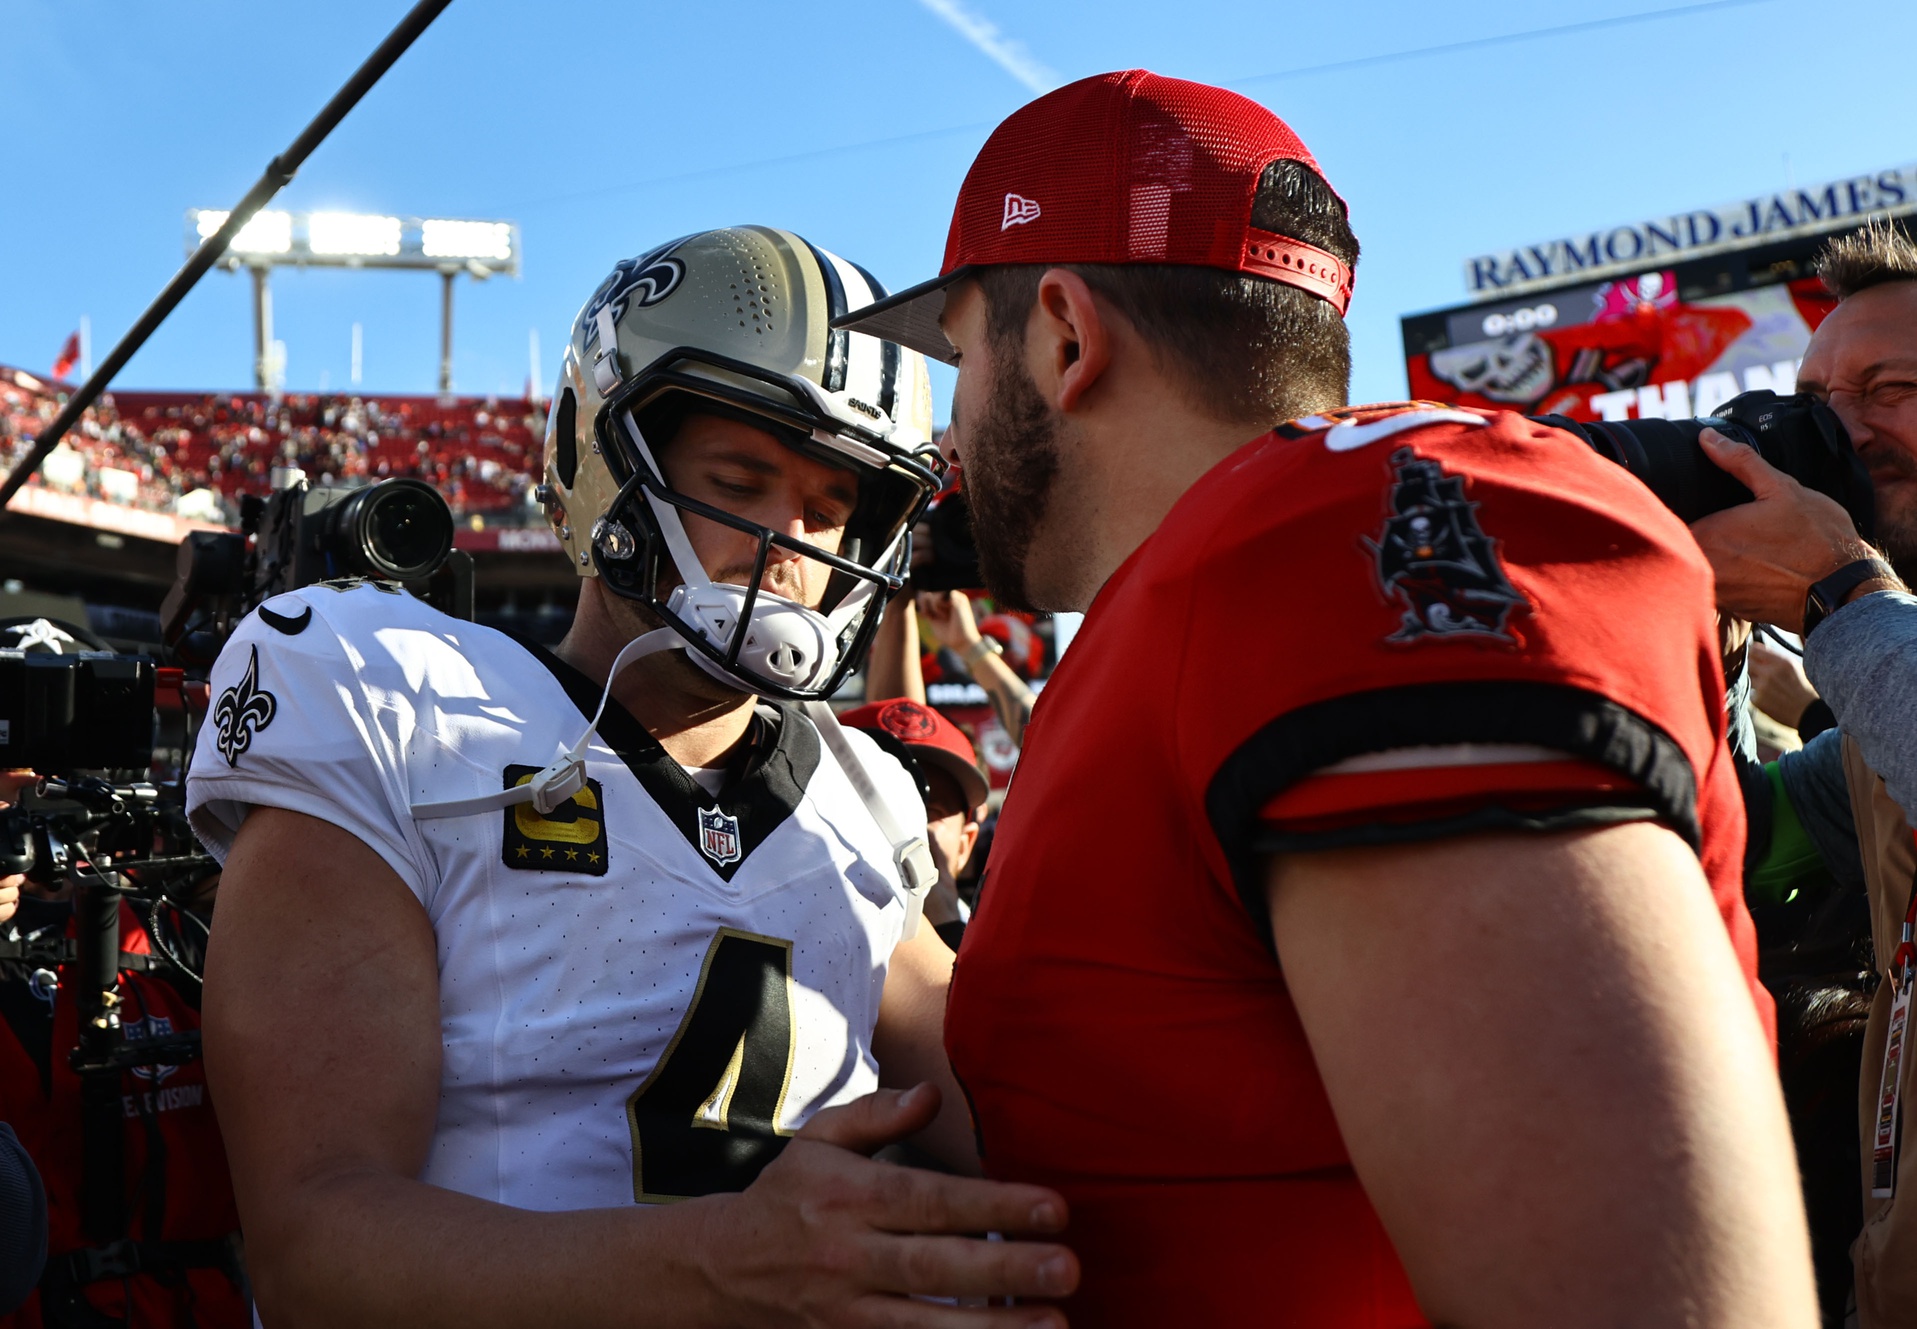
{"left": 943, "top": 405, "right": 1766, "bottom": 1327}
{"left": 0, "top": 901, "right": 245, "bottom": 1329}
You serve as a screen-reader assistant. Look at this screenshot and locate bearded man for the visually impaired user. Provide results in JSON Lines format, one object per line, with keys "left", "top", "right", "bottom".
{"left": 838, "top": 70, "right": 1817, "bottom": 1327}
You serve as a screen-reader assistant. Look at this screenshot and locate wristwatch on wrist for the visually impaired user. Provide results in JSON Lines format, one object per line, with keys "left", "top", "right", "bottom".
{"left": 1803, "top": 556, "right": 1897, "bottom": 637}
{"left": 961, "top": 636, "right": 1003, "bottom": 666}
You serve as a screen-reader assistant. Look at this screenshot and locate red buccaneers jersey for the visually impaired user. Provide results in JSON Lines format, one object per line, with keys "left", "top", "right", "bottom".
{"left": 944, "top": 405, "right": 1764, "bottom": 1327}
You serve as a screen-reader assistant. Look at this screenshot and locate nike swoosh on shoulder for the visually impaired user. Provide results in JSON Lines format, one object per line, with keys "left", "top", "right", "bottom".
{"left": 257, "top": 603, "right": 313, "bottom": 636}
{"left": 1321, "top": 409, "right": 1491, "bottom": 452}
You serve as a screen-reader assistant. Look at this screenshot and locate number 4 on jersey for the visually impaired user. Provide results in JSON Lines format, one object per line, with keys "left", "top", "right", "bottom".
{"left": 627, "top": 929, "right": 797, "bottom": 1203}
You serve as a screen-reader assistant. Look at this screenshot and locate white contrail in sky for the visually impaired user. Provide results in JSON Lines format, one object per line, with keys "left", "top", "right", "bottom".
{"left": 915, "top": 0, "right": 1061, "bottom": 94}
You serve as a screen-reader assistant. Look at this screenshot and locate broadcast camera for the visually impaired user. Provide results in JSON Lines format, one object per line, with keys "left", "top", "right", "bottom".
{"left": 0, "top": 624, "right": 208, "bottom": 1085}
{"left": 1, "top": 473, "right": 465, "bottom": 1093}
{"left": 1534, "top": 388, "right": 1875, "bottom": 534}
{"left": 161, "top": 472, "right": 467, "bottom": 654}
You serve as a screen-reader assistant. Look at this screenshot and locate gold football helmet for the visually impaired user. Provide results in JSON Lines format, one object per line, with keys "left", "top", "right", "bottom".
{"left": 540, "top": 226, "right": 940, "bottom": 700}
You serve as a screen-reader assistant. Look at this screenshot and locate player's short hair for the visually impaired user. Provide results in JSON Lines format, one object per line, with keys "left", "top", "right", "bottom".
{"left": 1816, "top": 219, "right": 1917, "bottom": 301}
{"left": 974, "top": 159, "right": 1358, "bottom": 427}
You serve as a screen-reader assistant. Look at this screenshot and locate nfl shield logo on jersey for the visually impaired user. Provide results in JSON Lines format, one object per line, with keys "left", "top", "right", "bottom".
{"left": 698, "top": 806, "right": 743, "bottom": 867}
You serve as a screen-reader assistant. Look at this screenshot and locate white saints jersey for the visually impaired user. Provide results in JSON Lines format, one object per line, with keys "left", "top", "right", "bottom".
{"left": 187, "top": 579, "right": 926, "bottom": 1210}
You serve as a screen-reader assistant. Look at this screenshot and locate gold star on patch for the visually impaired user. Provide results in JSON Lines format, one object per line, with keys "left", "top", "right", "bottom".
{"left": 588, "top": 851, "right": 601, "bottom": 864}
{"left": 565, "top": 848, "right": 578, "bottom": 861}
{"left": 515, "top": 846, "right": 529, "bottom": 859}
{"left": 540, "top": 846, "right": 556, "bottom": 859}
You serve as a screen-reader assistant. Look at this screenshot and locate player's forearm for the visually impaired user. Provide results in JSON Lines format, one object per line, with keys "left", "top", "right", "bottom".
{"left": 864, "top": 593, "right": 926, "bottom": 704}
{"left": 247, "top": 1169, "right": 726, "bottom": 1329}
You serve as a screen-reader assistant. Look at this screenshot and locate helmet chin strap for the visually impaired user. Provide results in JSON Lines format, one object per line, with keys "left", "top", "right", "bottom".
{"left": 411, "top": 412, "right": 934, "bottom": 937}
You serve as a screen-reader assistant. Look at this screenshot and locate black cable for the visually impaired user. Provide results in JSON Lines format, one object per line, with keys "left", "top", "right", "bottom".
{"left": 1758, "top": 622, "right": 1806, "bottom": 657}
{"left": 0, "top": 0, "right": 456, "bottom": 513}
{"left": 145, "top": 898, "right": 209, "bottom": 988}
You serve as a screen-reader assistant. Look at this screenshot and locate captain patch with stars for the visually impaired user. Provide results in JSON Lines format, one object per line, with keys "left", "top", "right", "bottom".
{"left": 501, "top": 764, "right": 610, "bottom": 875}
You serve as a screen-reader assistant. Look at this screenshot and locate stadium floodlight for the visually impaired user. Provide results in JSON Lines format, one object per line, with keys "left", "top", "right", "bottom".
{"left": 421, "top": 219, "right": 513, "bottom": 264}
{"left": 183, "top": 209, "right": 518, "bottom": 276}
{"left": 309, "top": 211, "right": 403, "bottom": 257}
{"left": 183, "top": 207, "right": 520, "bottom": 394}
{"left": 195, "top": 208, "right": 294, "bottom": 255}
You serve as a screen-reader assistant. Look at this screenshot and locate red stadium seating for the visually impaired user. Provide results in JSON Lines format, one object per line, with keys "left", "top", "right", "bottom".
{"left": 0, "top": 365, "right": 546, "bottom": 526}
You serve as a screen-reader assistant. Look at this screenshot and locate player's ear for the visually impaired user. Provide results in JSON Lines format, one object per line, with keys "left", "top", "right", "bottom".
{"left": 1033, "top": 269, "right": 1111, "bottom": 414}
{"left": 955, "top": 816, "right": 981, "bottom": 870}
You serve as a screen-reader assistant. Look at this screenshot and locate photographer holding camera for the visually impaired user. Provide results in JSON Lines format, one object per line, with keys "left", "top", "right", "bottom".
{"left": 1689, "top": 222, "right": 1917, "bottom": 1329}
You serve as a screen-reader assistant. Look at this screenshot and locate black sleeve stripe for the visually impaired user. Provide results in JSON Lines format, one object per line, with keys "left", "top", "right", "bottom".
{"left": 1253, "top": 802, "right": 1664, "bottom": 857}
{"left": 1204, "top": 681, "right": 1702, "bottom": 948}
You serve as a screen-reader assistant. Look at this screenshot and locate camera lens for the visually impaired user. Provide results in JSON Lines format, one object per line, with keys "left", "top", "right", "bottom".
{"left": 334, "top": 479, "right": 454, "bottom": 581}
{"left": 1530, "top": 391, "right": 1874, "bottom": 535}
{"left": 365, "top": 485, "right": 450, "bottom": 576}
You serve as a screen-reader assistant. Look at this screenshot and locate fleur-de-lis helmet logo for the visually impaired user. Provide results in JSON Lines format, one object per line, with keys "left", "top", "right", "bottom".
{"left": 582, "top": 239, "right": 688, "bottom": 346}
{"left": 213, "top": 645, "right": 279, "bottom": 766}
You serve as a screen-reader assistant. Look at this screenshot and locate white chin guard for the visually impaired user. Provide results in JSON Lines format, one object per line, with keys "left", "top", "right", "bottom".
{"left": 667, "top": 581, "right": 839, "bottom": 693}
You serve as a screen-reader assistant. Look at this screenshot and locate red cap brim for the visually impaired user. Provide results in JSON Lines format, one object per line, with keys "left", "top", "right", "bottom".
{"left": 913, "top": 744, "right": 990, "bottom": 815}
{"left": 831, "top": 269, "right": 969, "bottom": 365}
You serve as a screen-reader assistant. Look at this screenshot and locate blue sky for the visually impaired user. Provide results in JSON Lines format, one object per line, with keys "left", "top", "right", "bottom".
{"left": 4, "top": 0, "right": 1914, "bottom": 412}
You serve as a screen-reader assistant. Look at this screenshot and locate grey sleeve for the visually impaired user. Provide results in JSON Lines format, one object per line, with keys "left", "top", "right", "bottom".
{"left": 1804, "top": 589, "right": 1917, "bottom": 829}
{"left": 1777, "top": 728, "right": 1867, "bottom": 894}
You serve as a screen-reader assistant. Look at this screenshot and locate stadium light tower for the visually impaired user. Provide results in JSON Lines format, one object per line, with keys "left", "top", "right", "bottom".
{"left": 185, "top": 210, "right": 521, "bottom": 395}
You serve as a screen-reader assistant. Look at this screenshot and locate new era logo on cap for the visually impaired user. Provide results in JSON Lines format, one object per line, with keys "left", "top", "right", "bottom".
{"left": 831, "top": 70, "right": 1354, "bottom": 364}
{"left": 1001, "top": 193, "right": 1041, "bottom": 230}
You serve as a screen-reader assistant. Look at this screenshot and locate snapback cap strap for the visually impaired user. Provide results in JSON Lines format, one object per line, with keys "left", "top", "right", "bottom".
{"left": 1241, "top": 228, "right": 1353, "bottom": 316}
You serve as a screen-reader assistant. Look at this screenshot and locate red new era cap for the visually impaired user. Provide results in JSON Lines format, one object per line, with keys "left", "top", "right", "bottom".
{"left": 836, "top": 69, "right": 1352, "bottom": 363}
{"left": 839, "top": 698, "right": 989, "bottom": 814}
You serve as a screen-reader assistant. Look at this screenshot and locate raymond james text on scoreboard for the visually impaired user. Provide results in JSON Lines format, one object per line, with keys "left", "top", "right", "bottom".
{"left": 1463, "top": 164, "right": 1917, "bottom": 299}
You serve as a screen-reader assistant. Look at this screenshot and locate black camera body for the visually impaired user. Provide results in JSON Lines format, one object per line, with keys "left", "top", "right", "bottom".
{"left": 252, "top": 477, "right": 458, "bottom": 594}
{"left": 1534, "top": 389, "right": 1874, "bottom": 534}
{"left": 913, "top": 488, "right": 983, "bottom": 593}
{"left": 0, "top": 651, "right": 155, "bottom": 772}
{"left": 161, "top": 475, "right": 468, "bottom": 649}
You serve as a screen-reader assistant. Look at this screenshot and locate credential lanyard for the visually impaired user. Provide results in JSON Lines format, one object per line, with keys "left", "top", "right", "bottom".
{"left": 1870, "top": 835, "right": 1917, "bottom": 1199}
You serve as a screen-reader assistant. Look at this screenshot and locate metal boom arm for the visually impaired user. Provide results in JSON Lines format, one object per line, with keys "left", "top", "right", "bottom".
{"left": 0, "top": 0, "right": 456, "bottom": 513}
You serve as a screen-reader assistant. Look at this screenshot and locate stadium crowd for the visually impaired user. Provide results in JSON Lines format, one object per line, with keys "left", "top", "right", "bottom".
{"left": 8, "top": 64, "right": 1917, "bottom": 1329}
{"left": 0, "top": 370, "right": 545, "bottom": 524}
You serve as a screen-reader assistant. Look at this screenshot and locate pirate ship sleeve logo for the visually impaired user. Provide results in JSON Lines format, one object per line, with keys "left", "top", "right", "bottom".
{"left": 1366, "top": 447, "right": 1529, "bottom": 644}
{"left": 212, "top": 645, "right": 279, "bottom": 766}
